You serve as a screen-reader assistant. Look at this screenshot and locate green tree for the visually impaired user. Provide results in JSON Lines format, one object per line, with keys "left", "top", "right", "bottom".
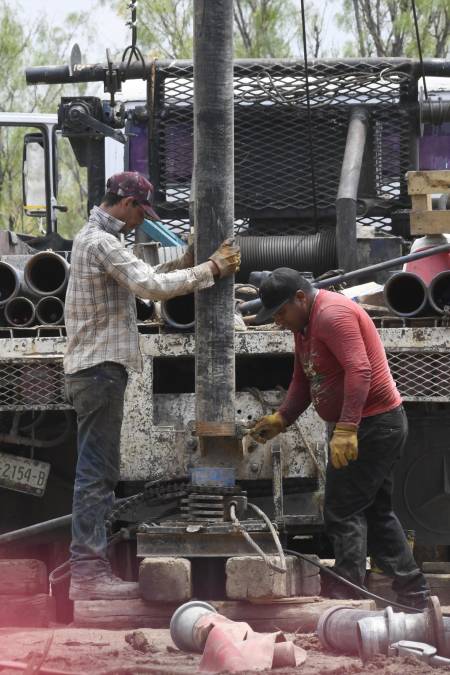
{"left": 337, "top": 0, "right": 449, "bottom": 57}
{"left": 109, "top": 0, "right": 319, "bottom": 59}
{"left": 0, "top": 1, "right": 94, "bottom": 236}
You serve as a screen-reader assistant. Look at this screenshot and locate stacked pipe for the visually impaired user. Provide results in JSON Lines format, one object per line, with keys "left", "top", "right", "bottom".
{"left": 384, "top": 235, "right": 450, "bottom": 318}
{"left": 0, "top": 252, "right": 69, "bottom": 327}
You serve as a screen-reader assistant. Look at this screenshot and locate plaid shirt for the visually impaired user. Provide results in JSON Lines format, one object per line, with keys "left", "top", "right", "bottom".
{"left": 64, "top": 206, "right": 214, "bottom": 374}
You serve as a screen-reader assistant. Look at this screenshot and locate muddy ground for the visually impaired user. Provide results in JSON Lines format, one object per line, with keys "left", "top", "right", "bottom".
{"left": 0, "top": 627, "right": 449, "bottom": 674}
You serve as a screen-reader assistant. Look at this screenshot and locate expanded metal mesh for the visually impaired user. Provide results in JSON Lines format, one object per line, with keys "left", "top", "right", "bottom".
{"left": 387, "top": 351, "right": 450, "bottom": 401}
{"left": 0, "top": 359, "right": 68, "bottom": 410}
{"left": 147, "top": 60, "right": 416, "bottom": 237}
{"left": 0, "top": 350, "right": 447, "bottom": 409}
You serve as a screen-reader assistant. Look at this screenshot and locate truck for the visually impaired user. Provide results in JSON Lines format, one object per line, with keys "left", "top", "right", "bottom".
{"left": 0, "top": 54, "right": 450, "bottom": 609}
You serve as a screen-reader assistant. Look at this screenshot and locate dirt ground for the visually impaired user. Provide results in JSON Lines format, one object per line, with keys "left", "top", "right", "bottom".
{"left": 1, "top": 626, "right": 450, "bottom": 675}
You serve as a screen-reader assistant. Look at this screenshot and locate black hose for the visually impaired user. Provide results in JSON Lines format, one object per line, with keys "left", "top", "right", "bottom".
{"left": 237, "top": 231, "right": 337, "bottom": 279}
{"left": 283, "top": 549, "right": 423, "bottom": 613}
{"left": 136, "top": 297, "right": 155, "bottom": 321}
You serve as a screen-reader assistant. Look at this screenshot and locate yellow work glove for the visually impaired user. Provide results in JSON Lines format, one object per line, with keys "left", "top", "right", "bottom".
{"left": 249, "top": 412, "right": 286, "bottom": 444}
{"left": 330, "top": 422, "right": 358, "bottom": 469}
{"left": 209, "top": 238, "right": 241, "bottom": 278}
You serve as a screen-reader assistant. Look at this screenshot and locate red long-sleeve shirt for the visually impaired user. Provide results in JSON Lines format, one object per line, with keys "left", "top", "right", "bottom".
{"left": 278, "top": 290, "right": 401, "bottom": 426}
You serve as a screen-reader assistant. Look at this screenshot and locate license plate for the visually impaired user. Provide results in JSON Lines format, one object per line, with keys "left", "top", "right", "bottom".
{"left": 0, "top": 452, "right": 50, "bottom": 497}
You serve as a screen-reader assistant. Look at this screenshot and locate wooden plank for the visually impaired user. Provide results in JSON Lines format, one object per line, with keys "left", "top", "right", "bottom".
{"left": 410, "top": 210, "right": 450, "bottom": 235}
{"left": 0, "top": 559, "right": 47, "bottom": 596}
{"left": 0, "top": 594, "right": 55, "bottom": 627}
{"left": 411, "top": 194, "right": 432, "bottom": 211}
{"left": 407, "top": 170, "right": 450, "bottom": 194}
{"left": 425, "top": 574, "right": 450, "bottom": 605}
{"left": 423, "top": 562, "right": 450, "bottom": 574}
{"left": 74, "top": 597, "right": 375, "bottom": 632}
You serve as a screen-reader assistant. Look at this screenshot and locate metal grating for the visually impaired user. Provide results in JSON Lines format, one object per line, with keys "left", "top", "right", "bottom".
{"left": 0, "top": 359, "right": 68, "bottom": 410}
{"left": 146, "top": 60, "right": 416, "bottom": 236}
{"left": 387, "top": 351, "right": 450, "bottom": 401}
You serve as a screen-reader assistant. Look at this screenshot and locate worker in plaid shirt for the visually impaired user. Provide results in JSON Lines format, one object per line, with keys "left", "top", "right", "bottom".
{"left": 64, "top": 171, "right": 240, "bottom": 600}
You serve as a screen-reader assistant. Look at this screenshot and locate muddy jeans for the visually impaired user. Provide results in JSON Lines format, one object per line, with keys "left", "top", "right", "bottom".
{"left": 65, "top": 362, "right": 128, "bottom": 581}
{"left": 324, "top": 405, "right": 429, "bottom": 606}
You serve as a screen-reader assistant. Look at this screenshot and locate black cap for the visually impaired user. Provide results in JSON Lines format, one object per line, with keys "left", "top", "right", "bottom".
{"left": 255, "top": 268, "right": 308, "bottom": 324}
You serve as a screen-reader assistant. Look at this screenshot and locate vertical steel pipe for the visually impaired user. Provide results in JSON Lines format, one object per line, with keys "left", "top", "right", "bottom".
{"left": 194, "top": 0, "right": 235, "bottom": 438}
{"left": 336, "top": 107, "right": 369, "bottom": 272}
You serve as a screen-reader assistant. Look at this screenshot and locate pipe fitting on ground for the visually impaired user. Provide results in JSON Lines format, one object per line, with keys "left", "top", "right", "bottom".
{"left": 384, "top": 271, "right": 430, "bottom": 317}
{"left": 24, "top": 251, "right": 70, "bottom": 297}
{"left": 318, "top": 596, "right": 450, "bottom": 660}
{"left": 170, "top": 601, "right": 217, "bottom": 652}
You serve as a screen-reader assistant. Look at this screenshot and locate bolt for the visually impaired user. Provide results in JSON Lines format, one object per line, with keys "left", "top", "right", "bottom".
{"left": 250, "top": 462, "right": 259, "bottom": 473}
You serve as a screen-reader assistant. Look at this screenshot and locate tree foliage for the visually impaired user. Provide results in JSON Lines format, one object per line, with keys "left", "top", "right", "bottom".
{"left": 337, "top": 0, "right": 449, "bottom": 57}
{"left": 0, "top": 1, "right": 94, "bottom": 236}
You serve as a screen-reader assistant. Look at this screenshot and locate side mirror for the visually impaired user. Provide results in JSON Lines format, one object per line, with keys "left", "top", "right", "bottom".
{"left": 22, "top": 133, "right": 46, "bottom": 217}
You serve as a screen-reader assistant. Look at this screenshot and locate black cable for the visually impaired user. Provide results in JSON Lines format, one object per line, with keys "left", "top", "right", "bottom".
{"left": 299, "top": 0, "right": 319, "bottom": 231}
{"left": 411, "top": 0, "right": 428, "bottom": 100}
{"left": 283, "top": 549, "right": 424, "bottom": 613}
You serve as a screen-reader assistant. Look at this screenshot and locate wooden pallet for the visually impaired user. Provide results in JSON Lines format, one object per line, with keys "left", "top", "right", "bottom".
{"left": 407, "top": 170, "right": 450, "bottom": 235}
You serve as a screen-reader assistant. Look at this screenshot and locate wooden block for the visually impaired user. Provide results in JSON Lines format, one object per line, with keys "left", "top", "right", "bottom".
{"left": 411, "top": 194, "right": 432, "bottom": 210}
{"left": 425, "top": 574, "right": 450, "bottom": 605}
{"left": 0, "top": 559, "right": 48, "bottom": 596}
{"left": 74, "top": 596, "right": 375, "bottom": 632}
{"left": 410, "top": 210, "right": 450, "bottom": 235}
{"left": 423, "top": 562, "right": 450, "bottom": 574}
{"left": 407, "top": 170, "right": 450, "bottom": 194}
{"left": 0, "top": 594, "right": 55, "bottom": 627}
{"left": 74, "top": 599, "right": 178, "bottom": 628}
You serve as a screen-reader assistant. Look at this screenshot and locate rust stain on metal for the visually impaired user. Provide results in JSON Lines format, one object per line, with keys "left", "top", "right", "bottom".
{"left": 195, "top": 421, "right": 236, "bottom": 437}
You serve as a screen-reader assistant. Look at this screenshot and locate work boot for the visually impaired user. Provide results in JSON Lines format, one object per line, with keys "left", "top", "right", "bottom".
{"left": 69, "top": 571, "right": 140, "bottom": 600}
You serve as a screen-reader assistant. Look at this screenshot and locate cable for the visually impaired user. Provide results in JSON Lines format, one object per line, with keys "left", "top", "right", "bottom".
{"left": 248, "top": 502, "right": 287, "bottom": 572}
{"left": 283, "top": 549, "right": 424, "bottom": 613}
{"left": 411, "top": 0, "right": 428, "bottom": 100}
{"left": 229, "top": 503, "right": 286, "bottom": 574}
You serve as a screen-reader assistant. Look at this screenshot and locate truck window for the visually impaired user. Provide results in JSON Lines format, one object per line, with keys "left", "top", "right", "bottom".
{"left": 0, "top": 125, "right": 47, "bottom": 236}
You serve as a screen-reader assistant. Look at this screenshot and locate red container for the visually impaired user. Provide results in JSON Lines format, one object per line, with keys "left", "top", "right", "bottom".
{"left": 404, "top": 235, "right": 450, "bottom": 285}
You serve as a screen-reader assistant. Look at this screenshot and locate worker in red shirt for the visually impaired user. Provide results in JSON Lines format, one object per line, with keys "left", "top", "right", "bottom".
{"left": 249, "top": 268, "right": 429, "bottom": 609}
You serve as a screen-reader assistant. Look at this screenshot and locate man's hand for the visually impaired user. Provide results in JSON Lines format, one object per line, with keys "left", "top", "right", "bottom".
{"left": 330, "top": 423, "right": 358, "bottom": 469}
{"left": 249, "top": 412, "right": 286, "bottom": 444}
{"left": 209, "top": 238, "right": 241, "bottom": 278}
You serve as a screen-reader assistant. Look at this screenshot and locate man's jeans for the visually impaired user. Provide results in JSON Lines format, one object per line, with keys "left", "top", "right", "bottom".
{"left": 324, "top": 405, "right": 429, "bottom": 606}
{"left": 65, "top": 362, "right": 128, "bottom": 581}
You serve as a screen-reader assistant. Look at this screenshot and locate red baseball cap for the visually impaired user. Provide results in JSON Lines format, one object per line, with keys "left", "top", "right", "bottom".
{"left": 106, "top": 171, "right": 160, "bottom": 220}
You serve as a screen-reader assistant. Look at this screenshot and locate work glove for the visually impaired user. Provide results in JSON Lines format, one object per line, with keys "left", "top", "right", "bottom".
{"left": 209, "top": 238, "right": 241, "bottom": 278}
{"left": 329, "top": 422, "right": 358, "bottom": 469}
{"left": 249, "top": 412, "right": 286, "bottom": 444}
